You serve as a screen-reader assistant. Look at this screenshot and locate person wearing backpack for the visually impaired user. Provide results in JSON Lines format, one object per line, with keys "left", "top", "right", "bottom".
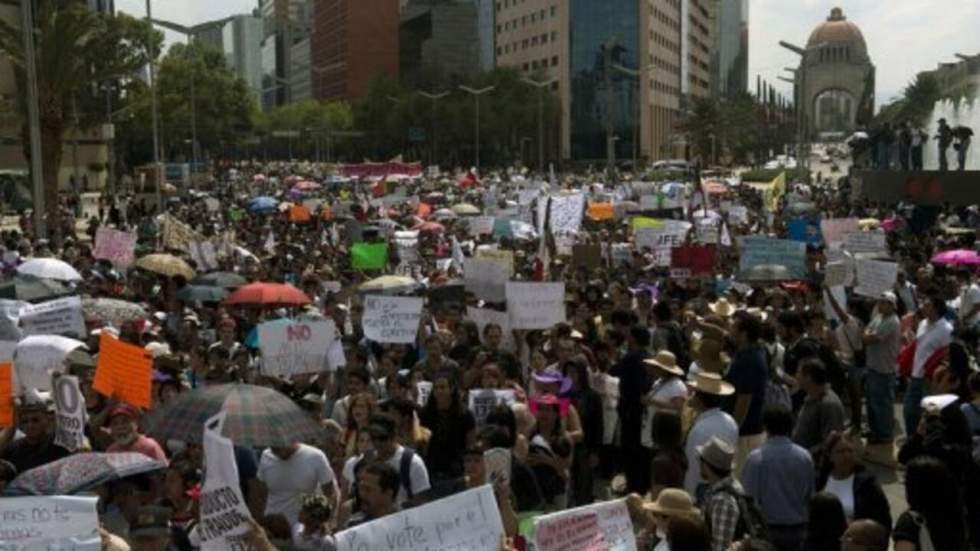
{"left": 342, "top": 414, "right": 430, "bottom": 509}
{"left": 698, "top": 436, "right": 768, "bottom": 551}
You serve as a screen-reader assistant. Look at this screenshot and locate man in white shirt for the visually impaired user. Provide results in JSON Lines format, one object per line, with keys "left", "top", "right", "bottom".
{"left": 956, "top": 270, "right": 980, "bottom": 327}
{"left": 342, "top": 414, "right": 430, "bottom": 507}
{"left": 904, "top": 296, "right": 953, "bottom": 436}
{"left": 257, "top": 442, "right": 338, "bottom": 526}
{"left": 684, "top": 373, "right": 738, "bottom": 498}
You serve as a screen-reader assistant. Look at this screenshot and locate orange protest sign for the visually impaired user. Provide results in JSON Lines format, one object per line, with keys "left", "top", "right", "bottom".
{"left": 289, "top": 205, "right": 311, "bottom": 223}
{"left": 0, "top": 363, "right": 12, "bottom": 427}
{"left": 587, "top": 202, "right": 614, "bottom": 221}
{"left": 93, "top": 334, "right": 153, "bottom": 409}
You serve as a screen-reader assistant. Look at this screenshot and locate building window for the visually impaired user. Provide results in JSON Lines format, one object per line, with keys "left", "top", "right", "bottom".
{"left": 550, "top": 31, "right": 557, "bottom": 41}
{"left": 551, "top": 55, "right": 558, "bottom": 66}
{"left": 497, "top": 47, "right": 502, "bottom": 55}
{"left": 522, "top": 39, "right": 528, "bottom": 49}
{"left": 532, "top": 60, "right": 538, "bottom": 69}
{"left": 550, "top": 5, "right": 556, "bottom": 16}
{"left": 531, "top": 13, "right": 536, "bottom": 22}
{"left": 541, "top": 33, "right": 548, "bottom": 43}
{"left": 523, "top": 62, "right": 529, "bottom": 71}
{"left": 531, "top": 36, "right": 538, "bottom": 45}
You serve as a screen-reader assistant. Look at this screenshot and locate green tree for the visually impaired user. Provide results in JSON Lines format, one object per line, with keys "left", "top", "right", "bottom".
{"left": 676, "top": 96, "right": 721, "bottom": 163}
{"left": 0, "top": 0, "right": 159, "bottom": 241}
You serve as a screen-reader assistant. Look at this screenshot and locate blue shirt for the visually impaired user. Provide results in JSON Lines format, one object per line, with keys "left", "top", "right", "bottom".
{"left": 741, "top": 436, "right": 814, "bottom": 526}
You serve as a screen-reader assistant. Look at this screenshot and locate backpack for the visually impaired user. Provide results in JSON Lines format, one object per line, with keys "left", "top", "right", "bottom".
{"left": 711, "top": 485, "right": 771, "bottom": 542}
{"left": 353, "top": 447, "right": 417, "bottom": 506}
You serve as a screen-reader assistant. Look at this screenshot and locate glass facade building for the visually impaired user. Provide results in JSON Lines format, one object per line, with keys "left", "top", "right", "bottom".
{"left": 712, "top": 0, "right": 749, "bottom": 98}
{"left": 568, "top": 0, "right": 638, "bottom": 161}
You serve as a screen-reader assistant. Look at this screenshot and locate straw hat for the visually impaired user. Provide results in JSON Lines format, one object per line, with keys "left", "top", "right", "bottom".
{"left": 692, "top": 338, "right": 730, "bottom": 374}
{"left": 709, "top": 298, "right": 736, "bottom": 317}
{"left": 644, "top": 350, "right": 684, "bottom": 377}
{"left": 643, "top": 488, "right": 700, "bottom": 518}
{"left": 697, "top": 436, "right": 736, "bottom": 472}
{"left": 689, "top": 372, "right": 735, "bottom": 396}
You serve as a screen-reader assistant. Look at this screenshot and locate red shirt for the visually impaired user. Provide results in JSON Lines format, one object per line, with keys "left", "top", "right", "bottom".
{"left": 107, "top": 434, "right": 169, "bottom": 465}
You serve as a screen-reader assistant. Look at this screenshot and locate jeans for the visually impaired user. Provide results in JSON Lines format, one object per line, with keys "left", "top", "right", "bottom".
{"left": 939, "top": 145, "right": 950, "bottom": 171}
{"left": 958, "top": 141, "right": 970, "bottom": 170}
{"left": 903, "top": 377, "right": 926, "bottom": 437}
{"left": 865, "top": 370, "right": 896, "bottom": 442}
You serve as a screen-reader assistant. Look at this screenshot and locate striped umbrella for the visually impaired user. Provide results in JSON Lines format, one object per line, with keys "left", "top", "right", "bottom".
{"left": 143, "top": 384, "right": 323, "bottom": 447}
{"left": 3, "top": 452, "right": 166, "bottom": 496}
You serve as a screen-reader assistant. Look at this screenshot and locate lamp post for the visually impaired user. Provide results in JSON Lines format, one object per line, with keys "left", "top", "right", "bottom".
{"left": 145, "top": 0, "right": 162, "bottom": 212}
{"left": 458, "top": 85, "right": 495, "bottom": 172}
{"left": 418, "top": 90, "right": 449, "bottom": 167}
{"left": 521, "top": 77, "right": 557, "bottom": 174}
{"left": 19, "top": 0, "right": 44, "bottom": 238}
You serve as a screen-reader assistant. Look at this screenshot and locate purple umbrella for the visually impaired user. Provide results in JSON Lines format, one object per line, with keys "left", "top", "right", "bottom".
{"left": 930, "top": 249, "right": 980, "bottom": 266}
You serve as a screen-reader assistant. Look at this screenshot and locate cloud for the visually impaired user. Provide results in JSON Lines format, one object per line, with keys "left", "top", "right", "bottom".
{"left": 115, "top": 0, "right": 256, "bottom": 47}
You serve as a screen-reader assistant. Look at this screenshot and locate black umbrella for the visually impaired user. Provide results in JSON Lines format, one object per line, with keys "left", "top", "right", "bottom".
{"left": 176, "top": 285, "right": 229, "bottom": 303}
{"left": 0, "top": 274, "right": 71, "bottom": 302}
{"left": 191, "top": 271, "right": 248, "bottom": 289}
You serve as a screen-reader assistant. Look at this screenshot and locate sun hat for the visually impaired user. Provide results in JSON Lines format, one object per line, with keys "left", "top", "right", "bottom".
{"left": 697, "top": 436, "right": 736, "bottom": 472}
{"left": 688, "top": 372, "right": 735, "bottom": 396}
{"left": 532, "top": 367, "right": 573, "bottom": 395}
{"left": 643, "top": 350, "right": 684, "bottom": 377}
{"left": 709, "top": 297, "right": 736, "bottom": 317}
{"left": 643, "top": 488, "right": 700, "bottom": 518}
{"left": 692, "top": 338, "right": 730, "bottom": 374}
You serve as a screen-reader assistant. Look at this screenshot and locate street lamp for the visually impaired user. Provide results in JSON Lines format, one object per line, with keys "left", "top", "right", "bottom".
{"left": 458, "top": 85, "right": 495, "bottom": 171}
{"left": 19, "top": 0, "right": 45, "bottom": 238}
{"left": 418, "top": 90, "right": 449, "bottom": 166}
{"left": 521, "top": 77, "right": 557, "bottom": 174}
{"left": 145, "top": 0, "right": 162, "bottom": 211}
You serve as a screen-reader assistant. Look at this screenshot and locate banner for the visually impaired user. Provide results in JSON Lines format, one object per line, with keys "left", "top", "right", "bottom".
{"left": 466, "top": 307, "right": 515, "bottom": 352}
{"left": 631, "top": 216, "right": 662, "bottom": 231}
{"left": 586, "top": 202, "right": 614, "bottom": 221}
{"left": 506, "top": 282, "right": 566, "bottom": 330}
{"left": 475, "top": 248, "right": 515, "bottom": 275}
{"left": 534, "top": 499, "right": 635, "bottom": 551}
{"left": 854, "top": 259, "right": 898, "bottom": 298}
{"left": 843, "top": 231, "right": 887, "bottom": 255}
{"left": 464, "top": 258, "right": 510, "bottom": 303}
{"left": 549, "top": 192, "right": 586, "bottom": 234}
{"left": 92, "top": 333, "right": 152, "bottom": 409}
{"left": 536, "top": 510, "right": 606, "bottom": 551}
{"left": 634, "top": 220, "right": 691, "bottom": 266}
{"left": 821, "top": 217, "right": 860, "bottom": 245}
{"left": 93, "top": 227, "right": 137, "bottom": 269}
{"left": 19, "top": 296, "right": 86, "bottom": 339}
{"left": 351, "top": 242, "right": 389, "bottom": 270}
{"left": 334, "top": 485, "right": 503, "bottom": 551}
{"left": 738, "top": 236, "right": 807, "bottom": 280}
{"left": 469, "top": 216, "right": 496, "bottom": 236}
{"left": 258, "top": 320, "right": 336, "bottom": 377}
{"left": 468, "top": 389, "right": 517, "bottom": 425}
{"left": 0, "top": 363, "right": 11, "bottom": 427}
{"left": 670, "top": 245, "right": 716, "bottom": 277}
{"left": 198, "top": 413, "right": 253, "bottom": 550}
{"left": 52, "top": 375, "right": 86, "bottom": 452}
{"left": 0, "top": 496, "right": 100, "bottom": 550}
{"left": 362, "top": 296, "right": 423, "bottom": 343}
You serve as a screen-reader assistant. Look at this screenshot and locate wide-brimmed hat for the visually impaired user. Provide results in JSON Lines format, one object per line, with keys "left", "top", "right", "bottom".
{"left": 688, "top": 372, "right": 735, "bottom": 396}
{"left": 709, "top": 298, "right": 736, "bottom": 317}
{"left": 692, "top": 338, "right": 730, "bottom": 373}
{"left": 533, "top": 368, "right": 573, "bottom": 395}
{"left": 644, "top": 350, "right": 684, "bottom": 377}
{"left": 643, "top": 488, "right": 699, "bottom": 518}
{"left": 129, "top": 505, "right": 172, "bottom": 539}
{"left": 697, "top": 436, "right": 735, "bottom": 472}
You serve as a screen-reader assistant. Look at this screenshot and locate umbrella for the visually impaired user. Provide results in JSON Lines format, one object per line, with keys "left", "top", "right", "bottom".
{"left": 451, "top": 203, "right": 481, "bottom": 215}
{"left": 931, "top": 249, "right": 980, "bottom": 266}
{"left": 225, "top": 282, "right": 311, "bottom": 306}
{"left": 359, "top": 275, "right": 419, "bottom": 294}
{"left": 134, "top": 254, "right": 196, "bottom": 280}
{"left": 192, "top": 271, "right": 248, "bottom": 288}
{"left": 413, "top": 221, "right": 445, "bottom": 234}
{"left": 702, "top": 180, "right": 728, "bottom": 195}
{"left": 3, "top": 452, "right": 166, "bottom": 496}
{"left": 738, "top": 264, "right": 795, "bottom": 281}
{"left": 248, "top": 196, "right": 278, "bottom": 212}
{"left": 858, "top": 218, "right": 880, "bottom": 230}
{"left": 81, "top": 298, "right": 148, "bottom": 325}
{"left": 431, "top": 208, "right": 457, "bottom": 220}
{"left": 293, "top": 180, "right": 321, "bottom": 191}
{"left": 176, "top": 285, "right": 229, "bottom": 303}
{"left": 16, "top": 258, "right": 83, "bottom": 282}
{"left": 0, "top": 274, "right": 71, "bottom": 302}
{"left": 143, "top": 384, "right": 324, "bottom": 447}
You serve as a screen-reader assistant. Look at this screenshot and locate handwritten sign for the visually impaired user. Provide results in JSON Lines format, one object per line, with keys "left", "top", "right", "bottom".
{"left": 0, "top": 363, "right": 12, "bottom": 428}
{"left": 549, "top": 193, "right": 586, "bottom": 234}
{"left": 738, "top": 236, "right": 806, "bottom": 280}
{"left": 825, "top": 261, "right": 851, "bottom": 288}
{"left": 821, "top": 218, "right": 860, "bottom": 245}
{"left": 843, "top": 230, "right": 887, "bottom": 255}
{"left": 468, "top": 389, "right": 517, "bottom": 425}
{"left": 394, "top": 231, "right": 420, "bottom": 265}
{"left": 854, "top": 259, "right": 898, "bottom": 298}
{"left": 464, "top": 258, "right": 510, "bottom": 303}
{"left": 0, "top": 495, "right": 100, "bottom": 550}
{"left": 53, "top": 375, "right": 86, "bottom": 452}
{"left": 467, "top": 307, "right": 515, "bottom": 352}
{"left": 92, "top": 333, "right": 152, "bottom": 409}
{"left": 362, "top": 296, "right": 423, "bottom": 344}
{"left": 93, "top": 227, "right": 137, "bottom": 269}
{"left": 634, "top": 220, "right": 691, "bottom": 266}
{"left": 484, "top": 447, "right": 511, "bottom": 485}
{"left": 162, "top": 213, "right": 202, "bottom": 252}
{"left": 475, "top": 248, "right": 515, "bottom": 275}
{"left": 199, "top": 413, "right": 253, "bottom": 550}
{"left": 536, "top": 511, "right": 607, "bottom": 551}
{"left": 334, "top": 484, "right": 503, "bottom": 551}
{"left": 469, "top": 216, "right": 496, "bottom": 236}
{"left": 534, "top": 499, "right": 635, "bottom": 551}
{"left": 258, "top": 320, "right": 336, "bottom": 377}
{"left": 506, "top": 282, "right": 566, "bottom": 330}
{"left": 19, "top": 296, "right": 86, "bottom": 339}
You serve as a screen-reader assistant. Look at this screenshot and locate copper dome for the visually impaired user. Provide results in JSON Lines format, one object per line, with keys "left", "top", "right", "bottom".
{"left": 807, "top": 7, "right": 867, "bottom": 51}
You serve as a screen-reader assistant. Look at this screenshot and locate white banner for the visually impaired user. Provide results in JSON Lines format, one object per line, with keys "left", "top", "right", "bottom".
{"left": 855, "top": 259, "right": 898, "bottom": 298}
{"left": 634, "top": 221, "right": 691, "bottom": 266}
{"left": 468, "top": 216, "right": 496, "bottom": 236}
{"left": 464, "top": 258, "right": 510, "bottom": 303}
{"left": 19, "top": 296, "right": 86, "bottom": 339}
{"left": 258, "top": 320, "right": 336, "bottom": 377}
{"left": 549, "top": 193, "right": 585, "bottom": 234}
{"left": 505, "top": 282, "right": 566, "bottom": 330}
{"left": 198, "top": 412, "right": 253, "bottom": 550}
{"left": 468, "top": 389, "right": 517, "bottom": 425}
{"left": 534, "top": 499, "right": 635, "bottom": 551}
{"left": 362, "top": 296, "right": 423, "bottom": 344}
{"left": 52, "top": 375, "right": 87, "bottom": 452}
{"left": 843, "top": 230, "right": 887, "bottom": 255}
{"left": 0, "top": 495, "right": 100, "bottom": 550}
{"left": 334, "top": 484, "right": 503, "bottom": 551}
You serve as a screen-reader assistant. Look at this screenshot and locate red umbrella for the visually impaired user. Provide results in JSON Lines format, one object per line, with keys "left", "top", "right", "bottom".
{"left": 413, "top": 221, "right": 445, "bottom": 234}
{"left": 224, "top": 282, "right": 311, "bottom": 306}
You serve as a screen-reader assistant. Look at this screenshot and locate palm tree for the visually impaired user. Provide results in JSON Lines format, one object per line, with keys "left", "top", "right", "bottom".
{"left": 0, "top": 0, "right": 157, "bottom": 242}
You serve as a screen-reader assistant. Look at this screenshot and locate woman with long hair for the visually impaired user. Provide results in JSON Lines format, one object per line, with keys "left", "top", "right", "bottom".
{"left": 526, "top": 394, "right": 572, "bottom": 511}
{"left": 419, "top": 371, "right": 475, "bottom": 483}
{"left": 816, "top": 432, "right": 891, "bottom": 533}
{"left": 343, "top": 392, "right": 375, "bottom": 460}
{"left": 893, "top": 456, "right": 968, "bottom": 551}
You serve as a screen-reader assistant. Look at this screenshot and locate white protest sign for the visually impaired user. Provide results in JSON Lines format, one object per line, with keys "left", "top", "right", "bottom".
{"left": 0, "top": 299, "right": 24, "bottom": 341}
{"left": 610, "top": 243, "right": 633, "bottom": 267}
{"left": 204, "top": 197, "right": 221, "bottom": 212}
{"left": 19, "top": 296, "right": 86, "bottom": 339}
{"left": 416, "top": 380, "right": 433, "bottom": 407}
{"left": 505, "top": 282, "right": 566, "bottom": 330}
{"left": 634, "top": 221, "right": 691, "bottom": 266}
{"left": 53, "top": 375, "right": 86, "bottom": 452}
{"left": 821, "top": 218, "right": 860, "bottom": 245}
{"left": 825, "top": 261, "right": 851, "bottom": 288}
{"left": 536, "top": 510, "right": 607, "bottom": 551}
{"left": 854, "top": 259, "right": 898, "bottom": 298}
{"left": 534, "top": 499, "right": 635, "bottom": 551}
{"left": 475, "top": 248, "right": 515, "bottom": 274}
{"left": 728, "top": 205, "right": 749, "bottom": 225}
{"left": 258, "top": 320, "right": 336, "bottom": 377}
{"left": 484, "top": 447, "right": 511, "bottom": 485}
{"left": 334, "top": 484, "right": 503, "bottom": 551}
{"left": 824, "top": 285, "right": 847, "bottom": 325}
{"left": 394, "top": 230, "right": 420, "bottom": 264}
{"left": 93, "top": 227, "right": 137, "bottom": 269}
{"left": 468, "top": 389, "right": 517, "bottom": 425}
{"left": 549, "top": 192, "right": 585, "bottom": 234}
{"left": 464, "top": 258, "right": 510, "bottom": 303}
{"left": 0, "top": 495, "right": 100, "bottom": 550}
{"left": 639, "top": 194, "right": 660, "bottom": 211}
{"left": 362, "top": 296, "right": 423, "bottom": 344}
{"left": 843, "top": 230, "right": 887, "bottom": 255}
{"left": 696, "top": 217, "right": 720, "bottom": 244}
{"left": 189, "top": 241, "right": 219, "bottom": 272}
{"left": 469, "top": 216, "right": 496, "bottom": 236}
{"left": 198, "top": 412, "right": 253, "bottom": 550}
{"left": 14, "top": 335, "right": 85, "bottom": 392}
{"left": 467, "top": 307, "right": 515, "bottom": 352}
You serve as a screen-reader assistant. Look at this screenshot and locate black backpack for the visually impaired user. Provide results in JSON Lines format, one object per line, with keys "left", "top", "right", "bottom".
{"left": 709, "top": 485, "right": 771, "bottom": 542}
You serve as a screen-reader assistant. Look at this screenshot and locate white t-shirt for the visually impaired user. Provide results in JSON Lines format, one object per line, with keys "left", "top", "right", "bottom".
{"left": 258, "top": 444, "right": 336, "bottom": 525}
{"left": 960, "top": 284, "right": 980, "bottom": 324}
{"left": 341, "top": 445, "right": 431, "bottom": 506}
{"left": 824, "top": 474, "right": 855, "bottom": 519}
{"left": 913, "top": 318, "right": 953, "bottom": 378}
{"left": 683, "top": 408, "right": 738, "bottom": 496}
{"left": 641, "top": 377, "right": 688, "bottom": 449}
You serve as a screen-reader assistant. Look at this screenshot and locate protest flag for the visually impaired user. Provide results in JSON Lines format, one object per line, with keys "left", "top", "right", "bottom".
{"left": 765, "top": 171, "right": 786, "bottom": 211}
{"left": 351, "top": 242, "right": 389, "bottom": 270}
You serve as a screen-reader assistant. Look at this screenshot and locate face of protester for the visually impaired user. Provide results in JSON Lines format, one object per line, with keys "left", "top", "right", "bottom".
{"left": 356, "top": 431, "right": 373, "bottom": 455}
{"left": 427, "top": 338, "right": 444, "bottom": 360}
{"left": 19, "top": 411, "right": 53, "bottom": 442}
{"left": 530, "top": 350, "right": 547, "bottom": 373}
{"left": 109, "top": 415, "right": 139, "bottom": 445}
{"left": 485, "top": 326, "right": 503, "bottom": 350}
{"left": 371, "top": 433, "right": 397, "bottom": 459}
{"left": 463, "top": 452, "right": 486, "bottom": 484}
{"left": 357, "top": 472, "right": 394, "bottom": 516}
{"left": 432, "top": 378, "right": 453, "bottom": 408}
{"left": 535, "top": 404, "right": 558, "bottom": 429}
{"left": 351, "top": 397, "right": 371, "bottom": 426}
{"left": 830, "top": 437, "right": 858, "bottom": 476}
{"left": 346, "top": 375, "right": 367, "bottom": 396}
{"left": 556, "top": 339, "right": 575, "bottom": 363}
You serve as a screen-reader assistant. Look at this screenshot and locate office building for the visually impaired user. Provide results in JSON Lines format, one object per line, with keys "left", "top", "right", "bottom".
{"left": 311, "top": 0, "right": 400, "bottom": 101}
{"left": 400, "top": 0, "right": 482, "bottom": 86}
{"left": 259, "top": 0, "right": 314, "bottom": 109}
{"left": 711, "top": 0, "right": 748, "bottom": 98}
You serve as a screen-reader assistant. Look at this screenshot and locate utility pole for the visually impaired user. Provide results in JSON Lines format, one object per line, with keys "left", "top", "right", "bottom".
{"left": 458, "top": 85, "right": 495, "bottom": 172}
{"left": 521, "top": 77, "right": 556, "bottom": 174}
{"left": 418, "top": 90, "right": 449, "bottom": 167}
{"left": 146, "top": 0, "right": 162, "bottom": 212}
{"left": 20, "top": 0, "right": 45, "bottom": 238}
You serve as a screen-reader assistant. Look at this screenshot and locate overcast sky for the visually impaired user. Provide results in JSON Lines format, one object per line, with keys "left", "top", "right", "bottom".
{"left": 118, "top": 0, "right": 980, "bottom": 111}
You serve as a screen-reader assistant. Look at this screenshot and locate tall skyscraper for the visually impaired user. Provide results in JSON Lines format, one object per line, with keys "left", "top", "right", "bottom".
{"left": 258, "top": 0, "right": 314, "bottom": 109}
{"left": 711, "top": 0, "right": 748, "bottom": 98}
{"left": 400, "top": 0, "right": 483, "bottom": 86}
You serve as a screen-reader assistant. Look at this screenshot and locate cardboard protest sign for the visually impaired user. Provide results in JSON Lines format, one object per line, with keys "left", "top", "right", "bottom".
{"left": 738, "top": 237, "right": 807, "bottom": 280}
{"left": 843, "top": 231, "right": 887, "bottom": 255}
{"left": 161, "top": 213, "right": 201, "bottom": 252}
{"left": 572, "top": 244, "right": 602, "bottom": 270}
{"left": 334, "top": 484, "right": 503, "bottom": 551}
{"left": 670, "top": 245, "right": 716, "bottom": 277}
{"left": 549, "top": 192, "right": 585, "bottom": 234}
{"left": 854, "top": 259, "right": 898, "bottom": 298}
{"left": 258, "top": 320, "right": 336, "bottom": 377}
{"left": 634, "top": 220, "right": 691, "bottom": 266}
{"left": 93, "top": 227, "right": 137, "bottom": 269}
{"left": 475, "top": 248, "right": 515, "bottom": 274}
{"left": 19, "top": 296, "right": 86, "bottom": 339}
{"left": 14, "top": 335, "right": 84, "bottom": 393}
{"left": 467, "top": 307, "right": 515, "bottom": 352}
{"left": 351, "top": 242, "right": 388, "bottom": 270}
{"left": 92, "top": 333, "right": 152, "bottom": 409}
{"left": 536, "top": 510, "right": 607, "bottom": 551}
{"left": 824, "top": 261, "right": 851, "bottom": 288}
{"left": 0, "top": 495, "right": 100, "bottom": 550}
{"left": 506, "top": 282, "right": 566, "bottom": 330}
{"left": 469, "top": 216, "right": 496, "bottom": 236}
{"left": 53, "top": 375, "right": 86, "bottom": 452}
{"left": 587, "top": 202, "right": 614, "bottom": 221}
{"left": 534, "top": 499, "right": 635, "bottom": 551}
{"left": 288, "top": 205, "right": 312, "bottom": 223}
{"left": 821, "top": 217, "right": 860, "bottom": 245}
{"left": 0, "top": 299, "right": 24, "bottom": 341}
{"left": 362, "top": 296, "right": 423, "bottom": 343}
{"left": 198, "top": 413, "right": 253, "bottom": 550}
{"left": 464, "top": 257, "right": 510, "bottom": 303}
{"left": 788, "top": 217, "right": 823, "bottom": 245}
{"left": 468, "top": 389, "right": 517, "bottom": 425}
{"left": 0, "top": 363, "right": 12, "bottom": 427}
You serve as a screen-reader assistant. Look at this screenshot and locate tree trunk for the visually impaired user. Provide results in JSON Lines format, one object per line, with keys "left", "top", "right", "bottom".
{"left": 40, "top": 124, "right": 64, "bottom": 247}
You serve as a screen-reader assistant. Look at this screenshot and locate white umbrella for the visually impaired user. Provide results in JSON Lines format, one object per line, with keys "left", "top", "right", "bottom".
{"left": 17, "top": 258, "right": 83, "bottom": 282}
{"left": 14, "top": 335, "right": 87, "bottom": 392}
